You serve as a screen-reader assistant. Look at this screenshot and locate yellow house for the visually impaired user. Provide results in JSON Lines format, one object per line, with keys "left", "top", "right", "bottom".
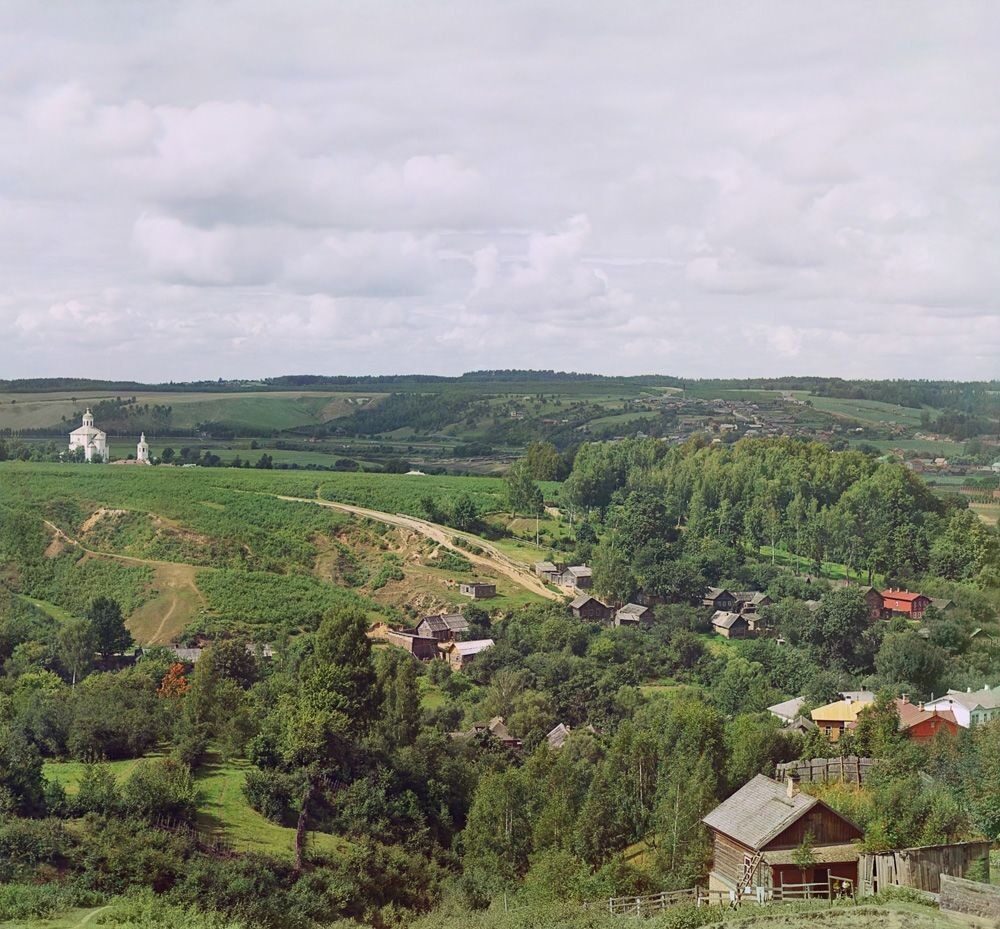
{"left": 811, "top": 696, "right": 874, "bottom": 742}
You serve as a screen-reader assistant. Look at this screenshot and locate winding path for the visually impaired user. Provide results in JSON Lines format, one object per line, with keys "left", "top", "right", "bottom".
{"left": 271, "top": 494, "right": 562, "bottom": 602}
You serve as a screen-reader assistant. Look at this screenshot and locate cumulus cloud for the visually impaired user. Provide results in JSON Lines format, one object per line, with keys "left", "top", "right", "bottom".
{"left": 0, "top": 1, "right": 997, "bottom": 379}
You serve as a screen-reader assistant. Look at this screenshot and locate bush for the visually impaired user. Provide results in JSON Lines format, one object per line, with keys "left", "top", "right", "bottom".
{"left": 120, "top": 758, "right": 201, "bottom": 823}
{"left": 0, "top": 818, "right": 74, "bottom": 881}
{"left": 243, "top": 767, "right": 296, "bottom": 824}
{"left": 0, "top": 882, "right": 102, "bottom": 922}
{"left": 73, "top": 763, "right": 121, "bottom": 816}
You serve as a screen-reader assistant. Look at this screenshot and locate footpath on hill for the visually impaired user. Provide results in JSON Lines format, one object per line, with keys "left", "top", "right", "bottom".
{"left": 270, "top": 493, "right": 563, "bottom": 602}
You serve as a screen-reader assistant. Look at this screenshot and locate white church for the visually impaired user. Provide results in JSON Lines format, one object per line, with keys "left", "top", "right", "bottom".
{"left": 68, "top": 411, "right": 151, "bottom": 464}
{"left": 68, "top": 409, "right": 109, "bottom": 462}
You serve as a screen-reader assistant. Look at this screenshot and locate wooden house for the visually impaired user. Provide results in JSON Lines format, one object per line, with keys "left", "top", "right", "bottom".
{"left": 703, "top": 587, "right": 738, "bottom": 612}
{"left": 459, "top": 581, "right": 496, "bottom": 600}
{"left": 881, "top": 589, "right": 931, "bottom": 619}
{"left": 451, "top": 716, "right": 522, "bottom": 751}
{"left": 570, "top": 595, "right": 612, "bottom": 621}
{"left": 733, "top": 591, "right": 772, "bottom": 614}
{"left": 894, "top": 698, "right": 959, "bottom": 742}
{"left": 703, "top": 774, "right": 863, "bottom": 895}
{"left": 440, "top": 638, "right": 494, "bottom": 670}
{"left": 416, "top": 613, "right": 470, "bottom": 642}
{"left": 811, "top": 695, "right": 873, "bottom": 742}
{"left": 561, "top": 566, "right": 593, "bottom": 590}
{"left": 615, "top": 603, "right": 652, "bottom": 626}
{"left": 711, "top": 611, "right": 750, "bottom": 639}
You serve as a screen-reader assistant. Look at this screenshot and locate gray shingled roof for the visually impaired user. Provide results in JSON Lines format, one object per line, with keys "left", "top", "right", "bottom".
{"left": 617, "top": 603, "right": 649, "bottom": 617}
{"left": 711, "top": 611, "right": 745, "bottom": 630}
{"left": 702, "top": 775, "right": 819, "bottom": 850}
{"left": 420, "top": 613, "right": 470, "bottom": 633}
{"left": 570, "top": 594, "right": 604, "bottom": 610}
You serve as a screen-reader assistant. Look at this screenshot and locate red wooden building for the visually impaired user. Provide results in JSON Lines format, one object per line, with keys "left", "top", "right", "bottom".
{"left": 703, "top": 775, "right": 863, "bottom": 895}
{"left": 895, "top": 699, "right": 959, "bottom": 742}
{"left": 881, "top": 590, "right": 931, "bottom": 619}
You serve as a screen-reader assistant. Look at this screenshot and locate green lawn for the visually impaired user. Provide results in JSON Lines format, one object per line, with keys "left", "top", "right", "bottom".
{"left": 195, "top": 755, "right": 347, "bottom": 858}
{"left": 18, "top": 594, "right": 74, "bottom": 622}
{"left": 42, "top": 751, "right": 347, "bottom": 860}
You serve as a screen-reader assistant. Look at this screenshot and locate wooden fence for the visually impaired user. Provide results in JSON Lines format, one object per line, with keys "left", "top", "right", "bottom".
{"left": 607, "top": 888, "right": 697, "bottom": 916}
{"left": 152, "top": 815, "right": 235, "bottom": 857}
{"left": 858, "top": 841, "right": 991, "bottom": 896}
{"left": 776, "top": 756, "right": 875, "bottom": 786}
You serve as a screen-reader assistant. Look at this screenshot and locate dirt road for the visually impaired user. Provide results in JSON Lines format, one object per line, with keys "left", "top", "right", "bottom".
{"left": 272, "top": 495, "right": 562, "bottom": 602}
{"left": 42, "top": 520, "right": 206, "bottom": 643}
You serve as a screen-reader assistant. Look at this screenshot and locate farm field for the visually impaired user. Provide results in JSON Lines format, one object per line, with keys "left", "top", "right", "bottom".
{"left": 798, "top": 393, "right": 938, "bottom": 427}
{"left": 0, "top": 389, "right": 386, "bottom": 432}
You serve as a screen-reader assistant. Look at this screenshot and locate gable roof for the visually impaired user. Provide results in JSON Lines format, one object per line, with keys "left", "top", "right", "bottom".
{"left": 703, "top": 775, "right": 825, "bottom": 850}
{"left": 940, "top": 687, "right": 1000, "bottom": 711}
{"left": 880, "top": 590, "right": 928, "bottom": 603}
{"left": 734, "top": 591, "right": 769, "bottom": 605}
{"left": 711, "top": 610, "right": 746, "bottom": 630}
{"left": 705, "top": 587, "right": 733, "bottom": 600}
{"left": 535, "top": 561, "right": 558, "bottom": 572}
{"left": 929, "top": 597, "right": 954, "bottom": 611}
{"left": 419, "top": 613, "right": 469, "bottom": 633}
{"left": 768, "top": 697, "right": 805, "bottom": 722}
{"left": 895, "top": 699, "right": 956, "bottom": 730}
{"left": 617, "top": 603, "right": 650, "bottom": 617}
{"left": 570, "top": 594, "right": 607, "bottom": 610}
{"left": 566, "top": 565, "right": 592, "bottom": 578}
{"left": 811, "top": 697, "right": 872, "bottom": 723}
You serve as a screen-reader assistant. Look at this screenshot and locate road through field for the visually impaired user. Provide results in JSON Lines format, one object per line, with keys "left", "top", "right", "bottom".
{"left": 272, "top": 494, "right": 563, "bottom": 602}
{"left": 42, "top": 520, "right": 206, "bottom": 642}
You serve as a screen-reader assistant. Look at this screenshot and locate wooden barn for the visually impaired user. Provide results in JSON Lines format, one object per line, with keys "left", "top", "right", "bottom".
{"left": 703, "top": 775, "right": 863, "bottom": 895}
{"left": 384, "top": 629, "right": 440, "bottom": 660}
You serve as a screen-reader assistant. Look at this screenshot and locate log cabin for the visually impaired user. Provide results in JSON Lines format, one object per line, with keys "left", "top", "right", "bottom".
{"left": 703, "top": 774, "right": 863, "bottom": 895}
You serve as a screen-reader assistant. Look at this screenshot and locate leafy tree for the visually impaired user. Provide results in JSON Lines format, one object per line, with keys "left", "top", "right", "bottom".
{"left": 120, "top": 758, "right": 201, "bottom": 823}
{"left": 86, "top": 597, "right": 133, "bottom": 660}
{"left": 0, "top": 725, "right": 45, "bottom": 815}
{"left": 875, "top": 633, "right": 948, "bottom": 699}
{"left": 591, "top": 544, "right": 635, "bottom": 604}
{"left": 57, "top": 617, "right": 95, "bottom": 686}
{"left": 524, "top": 441, "right": 564, "bottom": 480}
{"left": 451, "top": 494, "right": 478, "bottom": 531}
{"left": 504, "top": 461, "right": 544, "bottom": 517}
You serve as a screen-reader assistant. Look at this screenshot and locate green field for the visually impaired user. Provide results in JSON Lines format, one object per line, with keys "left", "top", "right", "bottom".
{"left": 797, "top": 393, "right": 937, "bottom": 428}
{"left": 42, "top": 752, "right": 346, "bottom": 859}
{"left": 0, "top": 389, "right": 385, "bottom": 431}
{"left": 0, "top": 462, "right": 559, "bottom": 641}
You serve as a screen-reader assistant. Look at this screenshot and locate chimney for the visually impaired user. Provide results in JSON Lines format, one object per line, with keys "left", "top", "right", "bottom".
{"left": 786, "top": 773, "right": 800, "bottom": 799}
{"left": 968, "top": 687, "right": 973, "bottom": 693}
{"left": 901, "top": 694, "right": 910, "bottom": 705}
{"left": 844, "top": 695, "right": 852, "bottom": 705}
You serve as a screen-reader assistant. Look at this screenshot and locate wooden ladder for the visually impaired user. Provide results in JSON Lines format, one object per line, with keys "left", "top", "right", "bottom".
{"left": 738, "top": 852, "right": 763, "bottom": 894}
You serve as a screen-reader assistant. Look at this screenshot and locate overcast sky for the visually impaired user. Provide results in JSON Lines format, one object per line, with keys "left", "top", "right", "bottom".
{"left": 2, "top": 2, "right": 998, "bottom": 381}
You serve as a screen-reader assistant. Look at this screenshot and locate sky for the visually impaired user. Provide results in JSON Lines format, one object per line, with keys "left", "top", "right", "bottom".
{"left": 2, "top": 2, "right": 999, "bottom": 381}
